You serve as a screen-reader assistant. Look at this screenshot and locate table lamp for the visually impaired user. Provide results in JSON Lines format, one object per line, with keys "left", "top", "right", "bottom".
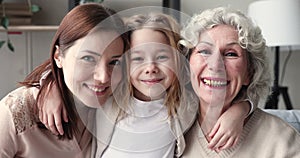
{"left": 248, "top": 0, "right": 300, "bottom": 109}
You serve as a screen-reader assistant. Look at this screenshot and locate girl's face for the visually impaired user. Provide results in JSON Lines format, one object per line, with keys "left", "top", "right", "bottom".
{"left": 129, "top": 29, "right": 176, "bottom": 101}
{"left": 54, "top": 30, "right": 124, "bottom": 108}
{"left": 189, "top": 25, "right": 250, "bottom": 109}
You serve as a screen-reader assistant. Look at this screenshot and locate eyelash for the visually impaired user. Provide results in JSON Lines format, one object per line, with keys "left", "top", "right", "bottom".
{"left": 81, "top": 55, "right": 122, "bottom": 67}
{"left": 130, "top": 56, "right": 170, "bottom": 63}
{"left": 131, "top": 57, "right": 143, "bottom": 61}
{"left": 81, "top": 56, "right": 96, "bottom": 63}
{"left": 157, "top": 55, "right": 169, "bottom": 60}
{"left": 225, "top": 51, "right": 238, "bottom": 57}
{"left": 196, "top": 49, "right": 239, "bottom": 57}
{"left": 197, "top": 50, "right": 211, "bottom": 55}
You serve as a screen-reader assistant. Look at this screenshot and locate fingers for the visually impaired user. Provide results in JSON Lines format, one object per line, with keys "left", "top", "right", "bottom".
{"left": 209, "top": 135, "right": 239, "bottom": 152}
{"left": 42, "top": 111, "right": 48, "bottom": 128}
{"left": 39, "top": 108, "right": 43, "bottom": 124}
{"left": 62, "top": 106, "right": 68, "bottom": 123}
{"left": 48, "top": 114, "right": 59, "bottom": 135}
{"left": 217, "top": 136, "right": 235, "bottom": 151}
{"left": 207, "top": 123, "right": 221, "bottom": 149}
{"left": 54, "top": 112, "right": 64, "bottom": 135}
{"left": 208, "top": 132, "right": 223, "bottom": 149}
{"left": 209, "top": 122, "right": 220, "bottom": 138}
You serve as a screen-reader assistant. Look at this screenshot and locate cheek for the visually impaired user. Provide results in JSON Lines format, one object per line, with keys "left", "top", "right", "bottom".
{"left": 161, "top": 61, "right": 176, "bottom": 77}
{"left": 226, "top": 61, "right": 249, "bottom": 83}
{"left": 72, "top": 63, "right": 93, "bottom": 81}
{"left": 189, "top": 58, "right": 201, "bottom": 78}
{"left": 230, "top": 61, "right": 247, "bottom": 75}
{"left": 129, "top": 65, "right": 139, "bottom": 80}
{"left": 239, "top": 65, "right": 250, "bottom": 84}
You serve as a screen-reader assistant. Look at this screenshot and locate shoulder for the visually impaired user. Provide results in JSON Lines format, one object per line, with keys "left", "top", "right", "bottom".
{"left": 249, "top": 109, "right": 296, "bottom": 131}
{"left": 0, "top": 86, "right": 39, "bottom": 134}
{"left": 244, "top": 109, "right": 300, "bottom": 156}
{"left": 254, "top": 108, "right": 299, "bottom": 130}
{"left": 247, "top": 108, "right": 300, "bottom": 144}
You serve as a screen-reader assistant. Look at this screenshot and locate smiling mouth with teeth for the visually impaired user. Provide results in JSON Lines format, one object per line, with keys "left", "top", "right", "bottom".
{"left": 88, "top": 86, "right": 107, "bottom": 93}
{"left": 202, "top": 78, "right": 228, "bottom": 87}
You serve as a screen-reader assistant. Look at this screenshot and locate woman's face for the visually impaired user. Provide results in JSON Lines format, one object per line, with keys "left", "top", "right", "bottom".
{"left": 129, "top": 28, "right": 176, "bottom": 101}
{"left": 54, "top": 30, "right": 124, "bottom": 108}
{"left": 189, "top": 25, "right": 249, "bottom": 108}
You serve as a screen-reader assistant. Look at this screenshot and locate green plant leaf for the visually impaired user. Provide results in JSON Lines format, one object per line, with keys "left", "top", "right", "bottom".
{"left": 7, "top": 40, "right": 14, "bottom": 52}
{"left": 1, "top": 16, "right": 9, "bottom": 29}
{"left": 0, "top": 40, "right": 5, "bottom": 48}
{"left": 31, "top": 5, "right": 41, "bottom": 13}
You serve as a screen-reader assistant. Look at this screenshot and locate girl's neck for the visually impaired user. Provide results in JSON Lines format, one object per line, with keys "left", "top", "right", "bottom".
{"left": 133, "top": 89, "right": 166, "bottom": 102}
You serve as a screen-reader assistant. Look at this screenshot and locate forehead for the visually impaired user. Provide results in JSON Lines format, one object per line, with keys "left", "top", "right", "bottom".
{"left": 82, "top": 30, "right": 122, "bottom": 47}
{"left": 80, "top": 30, "right": 123, "bottom": 51}
{"left": 199, "top": 25, "right": 238, "bottom": 43}
{"left": 130, "top": 28, "right": 169, "bottom": 47}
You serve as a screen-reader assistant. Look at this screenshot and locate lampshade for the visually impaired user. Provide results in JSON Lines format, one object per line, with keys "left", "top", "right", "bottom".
{"left": 248, "top": 0, "right": 300, "bottom": 46}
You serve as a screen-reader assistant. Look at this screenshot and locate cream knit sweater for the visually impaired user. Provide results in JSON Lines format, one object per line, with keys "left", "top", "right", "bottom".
{"left": 182, "top": 108, "right": 300, "bottom": 158}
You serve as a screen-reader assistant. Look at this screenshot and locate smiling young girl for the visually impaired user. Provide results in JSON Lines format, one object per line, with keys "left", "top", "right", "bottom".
{"left": 94, "top": 13, "right": 197, "bottom": 157}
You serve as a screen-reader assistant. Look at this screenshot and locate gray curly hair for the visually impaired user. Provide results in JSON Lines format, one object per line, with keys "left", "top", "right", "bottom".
{"left": 180, "top": 7, "right": 272, "bottom": 108}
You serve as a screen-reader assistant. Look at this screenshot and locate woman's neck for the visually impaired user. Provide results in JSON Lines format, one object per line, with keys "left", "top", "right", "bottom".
{"left": 198, "top": 99, "right": 232, "bottom": 122}
{"left": 198, "top": 101, "right": 231, "bottom": 127}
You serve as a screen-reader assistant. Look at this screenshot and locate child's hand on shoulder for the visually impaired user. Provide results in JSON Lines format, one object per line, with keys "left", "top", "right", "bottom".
{"left": 38, "top": 84, "right": 68, "bottom": 135}
{"left": 207, "top": 101, "right": 250, "bottom": 152}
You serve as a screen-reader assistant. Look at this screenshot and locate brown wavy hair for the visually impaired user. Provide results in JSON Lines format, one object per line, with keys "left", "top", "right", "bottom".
{"left": 20, "top": 3, "right": 129, "bottom": 139}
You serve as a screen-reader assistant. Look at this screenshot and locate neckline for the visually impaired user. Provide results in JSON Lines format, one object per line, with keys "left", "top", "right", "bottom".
{"left": 193, "top": 109, "right": 261, "bottom": 157}
{"left": 123, "top": 97, "right": 166, "bottom": 117}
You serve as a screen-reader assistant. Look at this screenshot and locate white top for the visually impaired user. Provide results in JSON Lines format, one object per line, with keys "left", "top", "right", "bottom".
{"left": 102, "top": 97, "right": 176, "bottom": 158}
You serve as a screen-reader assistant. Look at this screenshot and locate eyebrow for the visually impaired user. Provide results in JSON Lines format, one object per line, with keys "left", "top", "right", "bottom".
{"left": 226, "top": 41, "right": 240, "bottom": 46}
{"left": 198, "top": 41, "right": 239, "bottom": 47}
{"left": 81, "top": 50, "right": 122, "bottom": 58}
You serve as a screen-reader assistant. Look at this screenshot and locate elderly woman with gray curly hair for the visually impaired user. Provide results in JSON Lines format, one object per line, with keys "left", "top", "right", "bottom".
{"left": 180, "top": 7, "right": 300, "bottom": 158}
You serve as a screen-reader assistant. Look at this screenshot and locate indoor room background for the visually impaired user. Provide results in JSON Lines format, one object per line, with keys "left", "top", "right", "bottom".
{"left": 1, "top": 0, "right": 299, "bottom": 109}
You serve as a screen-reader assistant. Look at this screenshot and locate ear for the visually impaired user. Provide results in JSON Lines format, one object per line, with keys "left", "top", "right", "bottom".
{"left": 54, "top": 45, "right": 63, "bottom": 68}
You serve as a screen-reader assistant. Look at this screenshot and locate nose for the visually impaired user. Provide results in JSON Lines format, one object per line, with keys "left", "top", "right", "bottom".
{"left": 207, "top": 51, "right": 225, "bottom": 72}
{"left": 145, "top": 62, "right": 159, "bottom": 74}
{"left": 94, "top": 63, "right": 110, "bottom": 84}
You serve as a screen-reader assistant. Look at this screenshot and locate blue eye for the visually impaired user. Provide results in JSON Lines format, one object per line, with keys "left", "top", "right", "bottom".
{"left": 157, "top": 55, "right": 169, "bottom": 60}
{"left": 81, "top": 56, "right": 96, "bottom": 62}
{"left": 225, "top": 51, "right": 238, "bottom": 57}
{"left": 198, "top": 50, "right": 211, "bottom": 56}
{"left": 131, "top": 57, "right": 143, "bottom": 62}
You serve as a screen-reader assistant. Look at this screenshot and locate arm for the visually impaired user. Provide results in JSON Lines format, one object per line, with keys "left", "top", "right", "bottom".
{"left": 0, "top": 99, "right": 18, "bottom": 157}
{"left": 38, "top": 82, "right": 68, "bottom": 136}
{"left": 207, "top": 100, "right": 252, "bottom": 152}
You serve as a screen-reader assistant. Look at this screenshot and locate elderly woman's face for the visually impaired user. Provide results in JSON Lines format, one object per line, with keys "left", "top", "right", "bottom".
{"left": 189, "top": 25, "right": 249, "bottom": 107}
{"left": 54, "top": 30, "right": 124, "bottom": 108}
